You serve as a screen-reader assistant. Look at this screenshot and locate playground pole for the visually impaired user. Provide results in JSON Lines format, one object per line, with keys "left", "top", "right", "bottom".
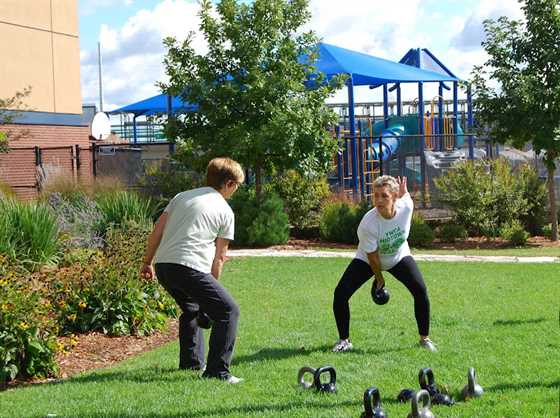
{"left": 133, "top": 115, "right": 138, "bottom": 145}
{"left": 383, "top": 84, "right": 389, "bottom": 128}
{"left": 467, "top": 84, "right": 474, "bottom": 160}
{"left": 453, "top": 81, "right": 459, "bottom": 149}
{"left": 438, "top": 82, "right": 444, "bottom": 152}
{"left": 418, "top": 81, "right": 427, "bottom": 207}
{"left": 347, "top": 76, "right": 359, "bottom": 199}
{"left": 396, "top": 83, "right": 402, "bottom": 117}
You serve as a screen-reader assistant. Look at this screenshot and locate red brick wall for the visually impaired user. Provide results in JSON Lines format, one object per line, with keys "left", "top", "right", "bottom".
{"left": 0, "top": 124, "right": 93, "bottom": 200}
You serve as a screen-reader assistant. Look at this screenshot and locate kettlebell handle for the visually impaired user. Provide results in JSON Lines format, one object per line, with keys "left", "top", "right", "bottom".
{"left": 363, "top": 386, "right": 381, "bottom": 414}
{"left": 412, "top": 389, "right": 431, "bottom": 413}
{"left": 297, "top": 366, "right": 316, "bottom": 389}
{"left": 467, "top": 367, "right": 476, "bottom": 393}
{"left": 313, "top": 366, "right": 336, "bottom": 388}
{"left": 418, "top": 367, "right": 434, "bottom": 389}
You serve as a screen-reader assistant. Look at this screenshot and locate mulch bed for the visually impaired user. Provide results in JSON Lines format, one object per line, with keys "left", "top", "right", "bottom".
{"left": 55, "top": 320, "right": 179, "bottom": 378}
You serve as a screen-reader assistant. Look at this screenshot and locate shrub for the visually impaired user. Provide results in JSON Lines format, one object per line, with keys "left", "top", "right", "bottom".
{"left": 229, "top": 188, "right": 289, "bottom": 246}
{"left": 94, "top": 191, "right": 154, "bottom": 236}
{"left": 515, "top": 164, "right": 547, "bottom": 235}
{"left": 0, "top": 198, "right": 60, "bottom": 269}
{"left": 48, "top": 222, "right": 176, "bottom": 336}
{"left": 270, "top": 170, "right": 329, "bottom": 230}
{"left": 409, "top": 213, "right": 434, "bottom": 247}
{"left": 500, "top": 220, "right": 529, "bottom": 246}
{"left": 318, "top": 198, "right": 369, "bottom": 244}
{"left": 435, "top": 158, "right": 527, "bottom": 237}
{"left": 439, "top": 223, "right": 468, "bottom": 243}
{"left": 0, "top": 256, "right": 58, "bottom": 386}
{"left": 45, "top": 192, "right": 103, "bottom": 249}
{"left": 137, "top": 161, "right": 202, "bottom": 217}
{"left": 0, "top": 180, "right": 16, "bottom": 200}
{"left": 542, "top": 224, "right": 552, "bottom": 238}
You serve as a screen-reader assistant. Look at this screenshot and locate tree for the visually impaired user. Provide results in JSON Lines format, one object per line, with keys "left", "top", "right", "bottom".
{"left": 470, "top": 0, "right": 560, "bottom": 241}
{"left": 159, "top": 0, "right": 343, "bottom": 199}
{"left": 0, "top": 87, "right": 32, "bottom": 153}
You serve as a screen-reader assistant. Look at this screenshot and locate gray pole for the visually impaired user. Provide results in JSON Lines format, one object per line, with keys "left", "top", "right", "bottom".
{"left": 98, "top": 42, "right": 103, "bottom": 112}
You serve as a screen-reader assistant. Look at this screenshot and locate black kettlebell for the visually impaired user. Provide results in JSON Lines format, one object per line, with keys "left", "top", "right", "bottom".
{"left": 397, "top": 388, "right": 415, "bottom": 403}
{"left": 361, "top": 386, "right": 387, "bottom": 418}
{"left": 418, "top": 367, "right": 454, "bottom": 406}
{"left": 313, "top": 366, "right": 337, "bottom": 393}
{"left": 195, "top": 311, "right": 213, "bottom": 329}
{"left": 371, "top": 281, "right": 390, "bottom": 305}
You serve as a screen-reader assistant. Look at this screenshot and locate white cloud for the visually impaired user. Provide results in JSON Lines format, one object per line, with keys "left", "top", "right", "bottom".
{"left": 81, "top": 0, "right": 203, "bottom": 110}
{"left": 451, "top": 0, "right": 523, "bottom": 51}
{"left": 81, "top": 0, "right": 524, "bottom": 111}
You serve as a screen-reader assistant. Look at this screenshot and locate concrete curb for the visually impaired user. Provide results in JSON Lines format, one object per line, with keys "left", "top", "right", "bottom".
{"left": 228, "top": 249, "right": 559, "bottom": 263}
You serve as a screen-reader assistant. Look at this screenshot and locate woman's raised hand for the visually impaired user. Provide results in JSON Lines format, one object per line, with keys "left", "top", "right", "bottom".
{"left": 397, "top": 176, "right": 408, "bottom": 198}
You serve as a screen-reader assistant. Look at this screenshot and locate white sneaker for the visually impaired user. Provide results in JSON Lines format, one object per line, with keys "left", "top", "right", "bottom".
{"left": 419, "top": 338, "right": 437, "bottom": 352}
{"left": 226, "top": 375, "right": 244, "bottom": 384}
{"left": 332, "top": 339, "right": 353, "bottom": 352}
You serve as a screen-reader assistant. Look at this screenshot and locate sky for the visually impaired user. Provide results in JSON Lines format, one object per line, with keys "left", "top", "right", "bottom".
{"left": 77, "top": 0, "right": 524, "bottom": 112}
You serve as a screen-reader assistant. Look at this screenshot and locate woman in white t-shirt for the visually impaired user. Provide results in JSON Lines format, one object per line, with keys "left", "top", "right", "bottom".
{"left": 332, "top": 175, "right": 437, "bottom": 353}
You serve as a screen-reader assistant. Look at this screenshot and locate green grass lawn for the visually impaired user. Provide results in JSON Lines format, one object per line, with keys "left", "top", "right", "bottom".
{"left": 1, "top": 258, "right": 558, "bottom": 417}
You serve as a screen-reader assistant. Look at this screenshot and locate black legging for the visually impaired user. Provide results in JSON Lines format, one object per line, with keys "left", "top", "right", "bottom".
{"left": 333, "top": 256, "right": 430, "bottom": 339}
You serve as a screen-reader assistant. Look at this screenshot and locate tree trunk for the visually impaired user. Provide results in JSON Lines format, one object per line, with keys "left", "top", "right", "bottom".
{"left": 547, "top": 165, "right": 558, "bottom": 241}
{"left": 255, "top": 161, "right": 262, "bottom": 203}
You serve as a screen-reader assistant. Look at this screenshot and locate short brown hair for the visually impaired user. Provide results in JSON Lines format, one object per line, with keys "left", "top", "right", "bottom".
{"left": 206, "top": 157, "right": 245, "bottom": 189}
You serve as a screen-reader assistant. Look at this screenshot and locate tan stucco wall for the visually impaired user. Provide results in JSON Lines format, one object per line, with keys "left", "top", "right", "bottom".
{"left": 0, "top": 0, "right": 81, "bottom": 114}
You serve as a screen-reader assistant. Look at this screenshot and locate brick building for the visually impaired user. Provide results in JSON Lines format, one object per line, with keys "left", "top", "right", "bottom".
{"left": 0, "top": 0, "right": 93, "bottom": 199}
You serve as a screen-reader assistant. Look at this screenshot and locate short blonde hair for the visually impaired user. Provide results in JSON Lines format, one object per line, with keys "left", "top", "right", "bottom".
{"left": 206, "top": 157, "right": 245, "bottom": 189}
{"left": 373, "top": 175, "right": 399, "bottom": 194}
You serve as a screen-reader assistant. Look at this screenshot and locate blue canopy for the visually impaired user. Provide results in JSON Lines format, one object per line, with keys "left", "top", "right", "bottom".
{"left": 313, "top": 43, "right": 459, "bottom": 85}
{"left": 108, "top": 94, "right": 197, "bottom": 117}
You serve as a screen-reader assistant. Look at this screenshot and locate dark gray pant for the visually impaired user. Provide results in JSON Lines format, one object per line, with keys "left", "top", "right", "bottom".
{"left": 155, "top": 263, "right": 240, "bottom": 379}
{"left": 333, "top": 256, "right": 430, "bottom": 339}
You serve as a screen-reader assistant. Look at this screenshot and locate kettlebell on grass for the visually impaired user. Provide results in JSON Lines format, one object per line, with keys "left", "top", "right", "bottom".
{"left": 407, "top": 390, "right": 435, "bottom": 418}
{"left": 418, "top": 368, "right": 454, "bottom": 406}
{"left": 297, "top": 366, "right": 316, "bottom": 389}
{"left": 361, "top": 386, "right": 387, "bottom": 418}
{"left": 460, "top": 367, "right": 484, "bottom": 400}
{"left": 313, "top": 366, "right": 337, "bottom": 393}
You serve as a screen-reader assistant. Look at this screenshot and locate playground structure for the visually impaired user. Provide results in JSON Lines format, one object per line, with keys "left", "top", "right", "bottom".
{"left": 318, "top": 45, "right": 475, "bottom": 205}
{"left": 108, "top": 43, "right": 483, "bottom": 206}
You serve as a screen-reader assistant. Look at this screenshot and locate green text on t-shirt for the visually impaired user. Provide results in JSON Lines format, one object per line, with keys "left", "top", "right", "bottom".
{"left": 379, "top": 226, "right": 405, "bottom": 255}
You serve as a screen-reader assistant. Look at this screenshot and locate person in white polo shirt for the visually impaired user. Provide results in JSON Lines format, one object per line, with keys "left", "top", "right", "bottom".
{"left": 332, "top": 175, "right": 437, "bottom": 353}
{"left": 140, "top": 157, "right": 245, "bottom": 384}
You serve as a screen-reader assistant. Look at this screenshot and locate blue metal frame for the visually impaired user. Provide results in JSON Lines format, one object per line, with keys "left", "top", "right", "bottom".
{"left": 467, "top": 84, "right": 474, "bottom": 159}
{"left": 347, "top": 76, "right": 359, "bottom": 196}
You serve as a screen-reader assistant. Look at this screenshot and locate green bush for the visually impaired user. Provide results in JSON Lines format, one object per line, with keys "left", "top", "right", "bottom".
{"left": 0, "top": 198, "right": 60, "bottom": 269}
{"left": 515, "top": 164, "right": 547, "bottom": 235}
{"left": 47, "top": 222, "right": 176, "bottom": 336}
{"left": 0, "top": 256, "right": 58, "bottom": 386}
{"left": 409, "top": 213, "right": 434, "bottom": 247}
{"left": 229, "top": 188, "right": 289, "bottom": 246}
{"left": 137, "top": 161, "right": 202, "bottom": 217}
{"left": 270, "top": 170, "right": 329, "bottom": 230}
{"left": 94, "top": 191, "right": 154, "bottom": 236}
{"left": 499, "top": 219, "right": 529, "bottom": 246}
{"left": 542, "top": 224, "right": 552, "bottom": 238}
{"left": 435, "top": 159, "right": 528, "bottom": 237}
{"left": 318, "top": 199, "right": 369, "bottom": 244}
{"left": 439, "top": 223, "right": 468, "bottom": 243}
